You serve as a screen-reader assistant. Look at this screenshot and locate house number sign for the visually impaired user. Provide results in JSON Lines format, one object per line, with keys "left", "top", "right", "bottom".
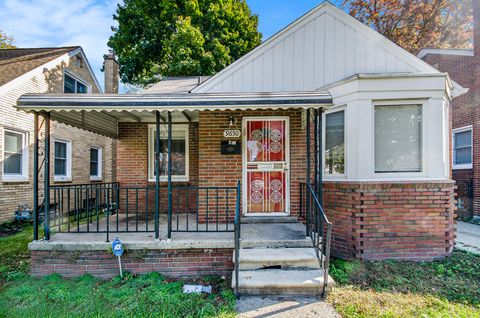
{"left": 223, "top": 129, "right": 241, "bottom": 138}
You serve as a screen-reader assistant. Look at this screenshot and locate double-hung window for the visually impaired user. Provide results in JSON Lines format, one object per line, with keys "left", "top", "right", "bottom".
{"left": 90, "top": 147, "right": 102, "bottom": 180}
{"left": 2, "top": 129, "right": 28, "bottom": 181}
{"left": 453, "top": 126, "right": 472, "bottom": 169}
{"left": 148, "top": 124, "right": 189, "bottom": 182}
{"left": 374, "top": 104, "right": 422, "bottom": 173}
{"left": 324, "top": 110, "right": 345, "bottom": 175}
{"left": 54, "top": 140, "right": 72, "bottom": 181}
{"left": 64, "top": 72, "right": 89, "bottom": 93}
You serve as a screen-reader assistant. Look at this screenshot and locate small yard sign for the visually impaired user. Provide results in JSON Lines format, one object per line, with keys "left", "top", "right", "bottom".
{"left": 112, "top": 237, "right": 124, "bottom": 277}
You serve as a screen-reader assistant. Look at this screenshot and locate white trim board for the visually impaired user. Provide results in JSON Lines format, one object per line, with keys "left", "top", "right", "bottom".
{"left": 417, "top": 48, "right": 474, "bottom": 59}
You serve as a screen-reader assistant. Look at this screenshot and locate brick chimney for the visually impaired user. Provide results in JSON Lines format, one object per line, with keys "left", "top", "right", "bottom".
{"left": 103, "top": 50, "right": 119, "bottom": 94}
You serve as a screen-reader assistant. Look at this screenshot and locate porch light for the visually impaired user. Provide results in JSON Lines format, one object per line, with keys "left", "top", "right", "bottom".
{"left": 229, "top": 115, "right": 236, "bottom": 126}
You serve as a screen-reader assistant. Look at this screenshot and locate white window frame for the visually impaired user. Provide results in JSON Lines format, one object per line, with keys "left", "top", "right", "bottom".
{"left": 2, "top": 128, "right": 29, "bottom": 182}
{"left": 322, "top": 107, "right": 347, "bottom": 179}
{"left": 53, "top": 139, "right": 72, "bottom": 182}
{"left": 452, "top": 125, "right": 473, "bottom": 170}
{"left": 148, "top": 124, "right": 189, "bottom": 182}
{"left": 372, "top": 100, "right": 426, "bottom": 178}
{"left": 89, "top": 147, "right": 103, "bottom": 181}
{"left": 63, "top": 70, "right": 91, "bottom": 94}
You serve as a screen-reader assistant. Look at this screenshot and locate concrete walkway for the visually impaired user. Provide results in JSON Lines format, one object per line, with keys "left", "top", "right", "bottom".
{"left": 236, "top": 296, "right": 340, "bottom": 318}
{"left": 456, "top": 221, "right": 480, "bottom": 255}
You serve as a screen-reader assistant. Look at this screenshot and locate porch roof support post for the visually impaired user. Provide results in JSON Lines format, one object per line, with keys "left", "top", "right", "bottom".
{"left": 154, "top": 111, "right": 161, "bottom": 240}
{"left": 306, "top": 108, "right": 311, "bottom": 237}
{"left": 318, "top": 109, "right": 323, "bottom": 206}
{"left": 167, "top": 111, "right": 173, "bottom": 239}
{"left": 314, "top": 109, "right": 318, "bottom": 196}
{"left": 43, "top": 112, "right": 51, "bottom": 241}
{"left": 33, "top": 112, "right": 39, "bottom": 241}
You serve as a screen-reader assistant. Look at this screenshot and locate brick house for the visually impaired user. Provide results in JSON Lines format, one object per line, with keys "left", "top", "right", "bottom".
{"left": 19, "top": 3, "right": 464, "bottom": 295}
{"left": 0, "top": 47, "right": 116, "bottom": 223}
{"left": 418, "top": 0, "right": 480, "bottom": 220}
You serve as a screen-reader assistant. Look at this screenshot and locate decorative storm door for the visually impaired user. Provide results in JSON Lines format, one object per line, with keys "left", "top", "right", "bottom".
{"left": 243, "top": 118, "right": 289, "bottom": 215}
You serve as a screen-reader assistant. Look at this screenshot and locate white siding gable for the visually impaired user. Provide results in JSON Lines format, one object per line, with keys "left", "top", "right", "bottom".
{"left": 193, "top": 2, "right": 439, "bottom": 93}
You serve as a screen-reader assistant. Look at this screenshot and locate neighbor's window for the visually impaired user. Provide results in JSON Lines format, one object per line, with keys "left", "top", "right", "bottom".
{"left": 453, "top": 126, "right": 472, "bottom": 169}
{"left": 148, "top": 124, "right": 189, "bottom": 181}
{"left": 325, "top": 110, "right": 345, "bottom": 175}
{"left": 3, "top": 129, "right": 28, "bottom": 181}
{"left": 375, "top": 104, "right": 422, "bottom": 173}
{"left": 54, "top": 140, "right": 72, "bottom": 181}
{"left": 64, "top": 72, "right": 88, "bottom": 93}
{"left": 90, "top": 147, "right": 102, "bottom": 180}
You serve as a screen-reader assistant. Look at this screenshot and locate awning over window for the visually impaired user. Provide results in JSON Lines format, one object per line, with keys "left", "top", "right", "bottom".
{"left": 16, "top": 91, "right": 333, "bottom": 138}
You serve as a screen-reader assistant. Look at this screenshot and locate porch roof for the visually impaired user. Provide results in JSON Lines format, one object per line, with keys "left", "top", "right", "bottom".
{"left": 16, "top": 91, "right": 333, "bottom": 138}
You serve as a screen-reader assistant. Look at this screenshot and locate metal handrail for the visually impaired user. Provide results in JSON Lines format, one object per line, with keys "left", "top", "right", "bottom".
{"left": 300, "top": 182, "right": 332, "bottom": 298}
{"left": 234, "top": 180, "right": 241, "bottom": 297}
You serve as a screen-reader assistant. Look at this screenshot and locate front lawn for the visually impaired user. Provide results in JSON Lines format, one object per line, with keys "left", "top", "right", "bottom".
{"left": 327, "top": 251, "right": 480, "bottom": 317}
{"left": 0, "top": 223, "right": 235, "bottom": 318}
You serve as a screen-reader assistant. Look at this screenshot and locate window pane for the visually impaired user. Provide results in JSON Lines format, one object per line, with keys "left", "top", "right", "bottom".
{"left": 325, "top": 111, "right": 345, "bottom": 174}
{"left": 55, "top": 158, "right": 66, "bottom": 175}
{"left": 55, "top": 142, "right": 67, "bottom": 159}
{"left": 5, "top": 131, "right": 22, "bottom": 153}
{"left": 455, "top": 147, "right": 472, "bottom": 165}
{"left": 77, "top": 82, "right": 87, "bottom": 93}
{"left": 455, "top": 130, "right": 471, "bottom": 148}
{"left": 158, "top": 138, "right": 186, "bottom": 176}
{"left": 90, "top": 148, "right": 99, "bottom": 176}
{"left": 90, "top": 148, "right": 98, "bottom": 162}
{"left": 64, "top": 75, "right": 75, "bottom": 93}
{"left": 375, "top": 104, "right": 422, "bottom": 172}
{"left": 90, "top": 162, "right": 98, "bottom": 176}
{"left": 4, "top": 153, "right": 22, "bottom": 174}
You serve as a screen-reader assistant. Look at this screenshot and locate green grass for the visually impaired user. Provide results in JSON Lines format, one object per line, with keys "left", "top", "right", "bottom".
{"left": 327, "top": 251, "right": 480, "bottom": 318}
{"left": 0, "top": 273, "right": 235, "bottom": 318}
{"left": 0, "top": 223, "right": 235, "bottom": 318}
{"left": 0, "top": 223, "right": 38, "bottom": 282}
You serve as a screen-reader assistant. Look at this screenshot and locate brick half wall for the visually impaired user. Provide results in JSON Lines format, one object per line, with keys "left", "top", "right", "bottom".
{"left": 324, "top": 180, "right": 456, "bottom": 260}
{"left": 31, "top": 248, "right": 233, "bottom": 279}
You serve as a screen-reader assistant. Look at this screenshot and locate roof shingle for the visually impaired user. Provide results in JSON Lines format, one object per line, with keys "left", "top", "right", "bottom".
{"left": 0, "top": 47, "right": 79, "bottom": 86}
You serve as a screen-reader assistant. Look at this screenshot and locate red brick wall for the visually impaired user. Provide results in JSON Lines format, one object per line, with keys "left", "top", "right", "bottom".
{"left": 324, "top": 181, "right": 456, "bottom": 260}
{"left": 116, "top": 122, "right": 199, "bottom": 215}
{"left": 197, "top": 109, "right": 308, "bottom": 220}
{"left": 30, "top": 248, "right": 233, "bottom": 279}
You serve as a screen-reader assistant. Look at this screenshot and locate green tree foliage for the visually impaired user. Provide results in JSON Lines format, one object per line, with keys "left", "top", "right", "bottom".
{"left": 108, "top": 0, "right": 262, "bottom": 85}
{"left": 0, "top": 29, "right": 16, "bottom": 49}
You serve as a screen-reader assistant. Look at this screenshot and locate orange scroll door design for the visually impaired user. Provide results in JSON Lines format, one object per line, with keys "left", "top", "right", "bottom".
{"left": 245, "top": 119, "right": 288, "bottom": 214}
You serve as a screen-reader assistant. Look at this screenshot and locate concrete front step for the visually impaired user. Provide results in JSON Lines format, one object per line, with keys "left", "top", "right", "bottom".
{"left": 241, "top": 216, "right": 298, "bottom": 224}
{"left": 241, "top": 238, "right": 313, "bottom": 249}
{"left": 234, "top": 248, "right": 320, "bottom": 270}
{"left": 231, "top": 269, "right": 335, "bottom": 295}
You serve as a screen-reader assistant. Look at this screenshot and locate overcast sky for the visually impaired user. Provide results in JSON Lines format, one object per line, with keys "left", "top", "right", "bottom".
{"left": 0, "top": 0, "right": 341, "bottom": 91}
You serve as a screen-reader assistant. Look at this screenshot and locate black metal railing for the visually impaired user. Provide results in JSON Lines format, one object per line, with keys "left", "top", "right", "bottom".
{"left": 233, "top": 180, "right": 241, "bottom": 297}
{"left": 169, "top": 185, "right": 240, "bottom": 234}
{"left": 300, "top": 182, "right": 332, "bottom": 297}
{"left": 46, "top": 181, "right": 241, "bottom": 242}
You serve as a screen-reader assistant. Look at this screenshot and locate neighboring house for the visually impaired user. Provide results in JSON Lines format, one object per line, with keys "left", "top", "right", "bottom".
{"left": 419, "top": 4, "right": 480, "bottom": 220}
{"left": 0, "top": 47, "right": 116, "bottom": 223}
{"left": 18, "top": 2, "right": 464, "bottom": 295}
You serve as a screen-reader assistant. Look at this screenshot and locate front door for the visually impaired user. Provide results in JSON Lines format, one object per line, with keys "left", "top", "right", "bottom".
{"left": 243, "top": 117, "right": 289, "bottom": 215}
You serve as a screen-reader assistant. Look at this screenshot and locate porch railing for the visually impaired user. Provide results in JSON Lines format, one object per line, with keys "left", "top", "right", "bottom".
{"left": 299, "top": 182, "right": 332, "bottom": 297}
{"left": 233, "top": 180, "right": 241, "bottom": 297}
{"left": 46, "top": 181, "right": 241, "bottom": 242}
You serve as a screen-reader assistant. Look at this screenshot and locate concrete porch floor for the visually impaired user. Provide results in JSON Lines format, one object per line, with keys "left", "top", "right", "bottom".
{"left": 30, "top": 214, "right": 312, "bottom": 251}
